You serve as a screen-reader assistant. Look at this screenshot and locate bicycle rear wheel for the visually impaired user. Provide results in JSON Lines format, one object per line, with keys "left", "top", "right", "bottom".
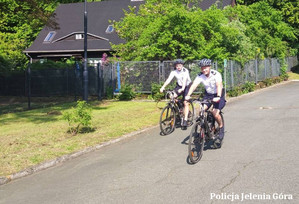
{"left": 160, "top": 105, "right": 176, "bottom": 135}
{"left": 188, "top": 121, "right": 205, "bottom": 163}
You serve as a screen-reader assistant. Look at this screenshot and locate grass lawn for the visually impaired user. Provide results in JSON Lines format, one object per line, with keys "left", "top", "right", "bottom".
{"left": 0, "top": 100, "right": 164, "bottom": 177}
{"left": 288, "top": 64, "right": 299, "bottom": 80}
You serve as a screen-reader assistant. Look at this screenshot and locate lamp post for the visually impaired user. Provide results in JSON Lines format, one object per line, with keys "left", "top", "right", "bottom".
{"left": 83, "top": 0, "right": 88, "bottom": 101}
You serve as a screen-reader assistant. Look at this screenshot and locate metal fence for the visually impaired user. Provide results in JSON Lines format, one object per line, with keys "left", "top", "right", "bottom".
{"left": 114, "top": 56, "right": 298, "bottom": 93}
{"left": 0, "top": 56, "right": 297, "bottom": 98}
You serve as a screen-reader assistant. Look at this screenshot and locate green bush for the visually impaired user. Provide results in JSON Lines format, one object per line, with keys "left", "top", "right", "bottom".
{"left": 242, "top": 81, "right": 255, "bottom": 93}
{"left": 228, "top": 86, "right": 243, "bottom": 97}
{"left": 30, "top": 59, "right": 74, "bottom": 70}
{"left": 119, "top": 84, "right": 136, "bottom": 101}
{"left": 106, "top": 86, "right": 114, "bottom": 99}
{"left": 279, "top": 63, "right": 289, "bottom": 81}
{"left": 263, "top": 78, "right": 273, "bottom": 87}
{"left": 62, "top": 100, "right": 92, "bottom": 135}
{"left": 151, "top": 82, "right": 164, "bottom": 103}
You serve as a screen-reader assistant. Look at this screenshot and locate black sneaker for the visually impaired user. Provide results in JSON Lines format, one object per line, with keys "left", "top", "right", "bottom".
{"left": 219, "top": 126, "right": 224, "bottom": 140}
{"left": 213, "top": 138, "right": 223, "bottom": 149}
{"left": 181, "top": 119, "right": 188, "bottom": 130}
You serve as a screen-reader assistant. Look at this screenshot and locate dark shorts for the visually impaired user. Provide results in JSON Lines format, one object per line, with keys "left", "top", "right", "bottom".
{"left": 203, "top": 89, "right": 226, "bottom": 110}
{"left": 174, "top": 83, "right": 192, "bottom": 101}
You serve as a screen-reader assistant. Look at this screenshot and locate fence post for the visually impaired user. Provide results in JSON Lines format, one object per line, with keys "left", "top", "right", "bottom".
{"left": 255, "top": 59, "right": 258, "bottom": 84}
{"left": 66, "top": 67, "right": 69, "bottom": 95}
{"left": 230, "top": 60, "right": 234, "bottom": 89}
{"left": 27, "top": 65, "right": 31, "bottom": 110}
{"left": 160, "top": 61, "right": 165, "bottom": 83}
{"left": 264, "top": 59, "right": 267, "bottom": 79}
{"left": 97, "top": 63, "right": 102, "bottom": 100}
{"left": 117, "top": 62, "right": 121, "bottom": 92}
{"left": 158, "top": 61, "right": 161, "bottom": 84}
{"left": 111, "top": 63, "right": 115, "bottom": 94}
{"left": 224, "top": 60, "right": 227, "bottom": 96}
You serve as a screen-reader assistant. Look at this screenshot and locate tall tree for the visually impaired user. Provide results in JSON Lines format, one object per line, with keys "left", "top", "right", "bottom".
{"left": 237, "top": 0, "right": 299, "bottom": 54}
{"left": 227, "top": 2, "right": 296, "bottom": 59}
{"left": 112, "top": 3, "right": 231, "bottom": 61}
{"left": 0, "top": 0, "right": 102, "bottom": 71}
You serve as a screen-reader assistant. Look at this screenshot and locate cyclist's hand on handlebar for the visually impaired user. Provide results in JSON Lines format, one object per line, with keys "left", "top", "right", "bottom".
{"left": 185, "top": 95, "right": 191, "bottom": 101}
{"left": 212, "top": 97, "right": 221, "bottom": 103}
{"left": 178, "top": 88, "right": 183, "bottom": 94}
{"left": 160, "top": 87, "right": 164, "bottom": 93}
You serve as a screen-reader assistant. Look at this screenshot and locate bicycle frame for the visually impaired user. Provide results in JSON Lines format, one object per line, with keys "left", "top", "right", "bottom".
{"left": 165, "top": 91, "right": 183, "bottom": 118}
{"left": 195, "top": 99, "right": 215, "bottom": 140}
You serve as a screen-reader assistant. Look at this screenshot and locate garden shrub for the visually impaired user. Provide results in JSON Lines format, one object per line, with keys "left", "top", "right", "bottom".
{"left": 118, "top": 84, "right": 136, "bottom": 100}
{"left": 151, "top": 82, "right": 164, "bottom": 103}
{"left": 263, "top": 78, "right": 273, "bottom": 87}
{"left": 242, "top": 81, "right": 255, "bottom": 93}
{"left": 105, "top": 86, "right": 114, "bottom": 99}
{"left": 62, "top": 100, "right": 92, "bottom": 135}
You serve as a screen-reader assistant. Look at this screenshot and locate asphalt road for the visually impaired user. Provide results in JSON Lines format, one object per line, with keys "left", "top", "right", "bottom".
{"left": 0, "top": 81, "right": 298, "bottom": 204}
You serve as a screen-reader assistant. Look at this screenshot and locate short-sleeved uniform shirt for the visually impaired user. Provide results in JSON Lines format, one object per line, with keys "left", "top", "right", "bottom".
{"left": 168, "top": 68, "right": 192, "bottom": 87}
{"left": 194, "top": 69, "right": 225, "bottom": 110}
{"left": 194, "top": 69, "right": 222, "bottom": 94}
{"left": 168, "top": 67, "right": 192, "bottom": 99}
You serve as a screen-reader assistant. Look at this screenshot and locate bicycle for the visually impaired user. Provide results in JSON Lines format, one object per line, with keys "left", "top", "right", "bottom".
{"left": 188, "top": 99, "right": 224, "bottom": 164}
{"left": 159, "top": 90, "right": 195, "bottom": 135}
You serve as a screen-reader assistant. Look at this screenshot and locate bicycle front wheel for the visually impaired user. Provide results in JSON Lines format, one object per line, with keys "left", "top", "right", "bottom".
{"left": 186, "top": 101, "right": 195, "bottom": 126}
{"left": 188, "top": 121, "right": 205, "bottom": 164}
{"left": 160, "top": 105, "right": 176, "bottom": 135}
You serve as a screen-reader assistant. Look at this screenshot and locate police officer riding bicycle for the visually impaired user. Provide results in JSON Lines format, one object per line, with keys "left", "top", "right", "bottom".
{"left": 185, "top": 58, "right": 226, "bottom": 146}
{"left": 160, "top": 59, "right": 192, "bottom": 130}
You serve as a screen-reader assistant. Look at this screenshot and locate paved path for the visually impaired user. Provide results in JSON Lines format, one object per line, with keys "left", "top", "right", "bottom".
{"left": 0, "top": 81, "right": 298, "bottom": 204}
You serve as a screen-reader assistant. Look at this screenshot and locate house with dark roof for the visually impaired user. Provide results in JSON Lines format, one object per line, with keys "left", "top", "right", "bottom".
{"left": 24, "top": 0, "right": 236, "bottom": 63}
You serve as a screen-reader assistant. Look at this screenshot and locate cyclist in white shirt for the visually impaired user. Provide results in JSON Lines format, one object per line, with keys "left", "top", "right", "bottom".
{"left": 185, "top": 59, "right": 226, "bottom": 146}
{"left": 160, "top": 59, "right": 192, "bottom": 130}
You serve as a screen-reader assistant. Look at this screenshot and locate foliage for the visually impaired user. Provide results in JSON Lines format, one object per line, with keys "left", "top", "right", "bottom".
{"left": 30, "top": 60, "right": 74, "bottom": 69}
{"left": 0, "top": 55, "right": 11, "bottom": 72}
{"left": 62, "top": 100, "right": 92, "bottom": 135}
{"left": 227, "top": 86, "right": 243, "bottom": 97}
{"left": 150, "top": 82, "right": 164, "bottom": 103}
{"left": 279, "top": 63, "right": 289, "bottom": 81}
{"left": 226, "top": 2, "right": 296, "bottom": 59}
{"left": 105, "top": 86, "right": 114, "bottom": 99}
{"left": 220, "top": 19, "right": 255, "bottom": 65}
{"left": 0, "top": 0, "right": 102, "bottom": 71}
{"left": 262, "top": 78, "right": 273, "bottom": 87}
{"left": 112, "top": 1, "right": 297, "bottom": 63}
{"left": 118, "top": 84, "right": 136, "bottom": 101}
{"left": 237, "top": 0, "right": 299, "bottom": 29}
{"left": 242, "top": 81, "right": 255, "bottom": 93}
{"left": 112, "top": 3, "right": 229, "bottom": 61}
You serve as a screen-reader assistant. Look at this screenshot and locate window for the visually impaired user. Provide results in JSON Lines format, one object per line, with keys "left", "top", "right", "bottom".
{"left": 105, "top": 25, "right": 114, "bottom": 33}
{"left": 76, "top": 34, "right": 84, "bottom": 39}
{"left": 44, "top": 31, "right": 56, "bottom": 42}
